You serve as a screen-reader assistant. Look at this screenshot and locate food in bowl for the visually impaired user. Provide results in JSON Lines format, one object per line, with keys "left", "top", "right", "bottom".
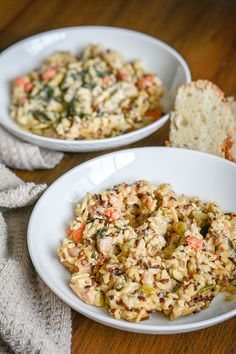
{"left": 10, "top": 44, "right": 163, "bottom": 140}
{"left": 57, "top": 181, "right": 236, "bottom": 322}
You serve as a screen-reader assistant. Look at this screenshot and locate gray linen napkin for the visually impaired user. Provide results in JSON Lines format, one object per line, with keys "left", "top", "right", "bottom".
{"left": 0, "top": 126, "right": 63, "bottom": 170}
{"left": 0, "top": 131, "right": 71, "bottom": 353}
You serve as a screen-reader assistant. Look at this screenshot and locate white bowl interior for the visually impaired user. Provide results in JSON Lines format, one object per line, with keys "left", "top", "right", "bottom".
{"left": 0, "top": 27, "right": 190, "bottom": 151}
{"left": 28, "top": 147, "right": 236, "bottom": 333}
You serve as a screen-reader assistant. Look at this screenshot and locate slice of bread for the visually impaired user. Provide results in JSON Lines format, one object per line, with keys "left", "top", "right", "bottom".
{"left": 225, "top": 97, "right": 236, "bottom": 162}
{"left": 169, "top": 80, "right": 236, "bottom": 159}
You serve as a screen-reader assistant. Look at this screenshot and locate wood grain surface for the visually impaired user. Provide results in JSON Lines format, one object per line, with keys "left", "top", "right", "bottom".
{"left": 1, "top": 1, "right": 236, "bottom": 353}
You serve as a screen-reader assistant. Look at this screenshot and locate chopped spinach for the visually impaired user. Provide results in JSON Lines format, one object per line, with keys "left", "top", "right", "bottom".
{"left": 96, "top": 70, "right": 109, "bottom": 78}
{"left": 70, "top": 72, "right": 79, "bottom": 80}
{"left": 42, "top": 85, "right": 54, "bottom": 101}
{"left": 30, "top": 85, "right": 53, "bottom": 101}
{"left": 78, "top": 70, "right": 87, "bottom": 78}
{"left": 83, "top": 82, "right": 96, "bottom": 89}
{"left": 67, "top": 99, "right": 77, "bottom": 116}
{"left": 56, "top": 114, "right": 63, "bottom": 123}
{"left": 79, "top": 112, "right": 86, "bottom": 118}
{"left": 96, "top": 227, "right": 107, "bottom": 238}
{"left": 33, "top": 110, "right": 50, "bottom": 121}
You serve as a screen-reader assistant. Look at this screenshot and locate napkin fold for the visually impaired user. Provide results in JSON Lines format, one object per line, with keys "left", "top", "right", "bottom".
{"left": 0, "top": 130, "right": 71, "bottom": 353}
{"left": 0, "top": 126, "right": 63, "bottom": 170}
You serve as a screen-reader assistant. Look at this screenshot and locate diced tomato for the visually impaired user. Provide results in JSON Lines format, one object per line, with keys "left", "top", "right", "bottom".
{"left": 142, "top": 197, "right": 152, "bottom": 208}
{"left": 137, "top": 75, "right": 154, "bottom": 89}
{"left": 67, "top": 223, "right": 86, "bottom": 243}
{"left": 18, "top": 97, "right": 28, "bottom": 104}
{"left": 187, "top": 236, "right": 203, "bottom": 251}
{"left": 41, "top": 68, "right": 57, "bottom": 80}
{"left": 145, "top": 110, "right": 162, "bottom": 121}
{"left": 15, "top": 76, "right": 33, "bottom": 93}
{"left": 104, "top": 208, "right": 119, "bottom": 221}
{"left": 102, "top": 76, "right": 110, "bottom": 86}
{"left": 24, "top": 82, "right": 33, "bottom": 92}
{"left": 88, "top": 205, "right": 95, "bottom": 213}
{"left": 15, "top": 76, "right": 28, "bottom": 86}
{"left": 116, "top": 70, "right": 127, "bottom": 81}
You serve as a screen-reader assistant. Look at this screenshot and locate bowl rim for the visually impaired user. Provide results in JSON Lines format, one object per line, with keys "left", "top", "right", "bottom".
{"left": 27, "top": 146, "right": 236, "bottom": 333}
{"left": 0, "top": 25, "right": 191, "bottom": 146}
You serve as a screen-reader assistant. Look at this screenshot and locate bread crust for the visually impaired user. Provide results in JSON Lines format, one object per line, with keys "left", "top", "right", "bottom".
{"left": 227, "top": 97, "right": 236, "bottom": 162}
{"left": 178, "top": 80, "right": 232, "bottom": 113}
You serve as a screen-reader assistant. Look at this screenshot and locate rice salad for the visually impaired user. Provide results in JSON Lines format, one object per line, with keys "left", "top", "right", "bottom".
{"left": 10, "top": 45, "right": 163, "bottom": 140}
{"left": 57, "top": 181, "right": 236, "bottom": 322}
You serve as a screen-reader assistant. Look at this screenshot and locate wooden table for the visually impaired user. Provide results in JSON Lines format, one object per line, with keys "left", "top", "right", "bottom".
{"left": 1, "top": 0, "right": 236, "bottom": 353}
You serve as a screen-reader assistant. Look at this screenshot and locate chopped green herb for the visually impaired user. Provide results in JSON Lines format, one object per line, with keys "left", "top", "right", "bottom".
{"left": 56, "top": 114, "right": 63, "bottom": 123}
{"left": 91, "top": 252, "right": 98, "bottom": 259}
{"left": 88, "top": 217, "right": 95, "bottom": 223}
{"left": 79, "top": 112, "right": 86, "bottom": 118}
{"left": 173, "top": 282, "right": 182, "bottom": 292}
{"left": 42, "top": 85, "right": 54, "bottom": 101}
{"left": 200, "top": 223, "right": 210, "bottom": 237}
{"left": 33, "top": 110, "right": 50, "bottom": 121}
{"left": 83, "top": 82, "right": 96, "bottom": 89}
{"left": 55, "top": 96, "right": 64, "bottom": 103}
{"left": 197, "top": 284, "right": 217, "bottom": 295}
{"left": 96, "top": 227, "right": 107, "bottom": 238}
{"left": 70, "top": 72, "right": 79, "bottom": 80}
{"left": 30, "top": 85, "right": 53, "bottom": 101}
{"left": 96, "top": 70, "right": 109, "bottom": 78}
{"left": 228, "top": 239, "right": 236, "bottom": 253}
{"left": 78, "top": 70, "right": 87, "bottom": 78}
{"left": 67, "top": 99, "right": 77, "bottom": 116}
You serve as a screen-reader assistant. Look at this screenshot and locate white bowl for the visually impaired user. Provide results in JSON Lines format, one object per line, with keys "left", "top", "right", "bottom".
{"left": 0, "top": 26, "right": 191, "bottom": 152}
{"left": 28, "top": 147, "right": 236, "bottom": 333}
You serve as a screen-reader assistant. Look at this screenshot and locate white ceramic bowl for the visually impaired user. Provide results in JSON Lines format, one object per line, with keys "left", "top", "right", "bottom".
{"left": 28, "top": 147, "right": 236, "bottom": 333}
{"left": 0, "top": 26, "right": 191, "bottom": 152}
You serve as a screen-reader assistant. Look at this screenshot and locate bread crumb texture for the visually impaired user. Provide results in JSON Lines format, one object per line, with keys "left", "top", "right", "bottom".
{"left": 169, "top": 80, "right": 236, "bottom": 159}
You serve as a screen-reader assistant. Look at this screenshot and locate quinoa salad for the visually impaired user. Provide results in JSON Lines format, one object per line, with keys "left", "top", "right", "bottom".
{"left": 10, "top": 45, "right": 163, "bottom": 140}
{"left": 57, "top": 181, "right": 236, "bottom": 322}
